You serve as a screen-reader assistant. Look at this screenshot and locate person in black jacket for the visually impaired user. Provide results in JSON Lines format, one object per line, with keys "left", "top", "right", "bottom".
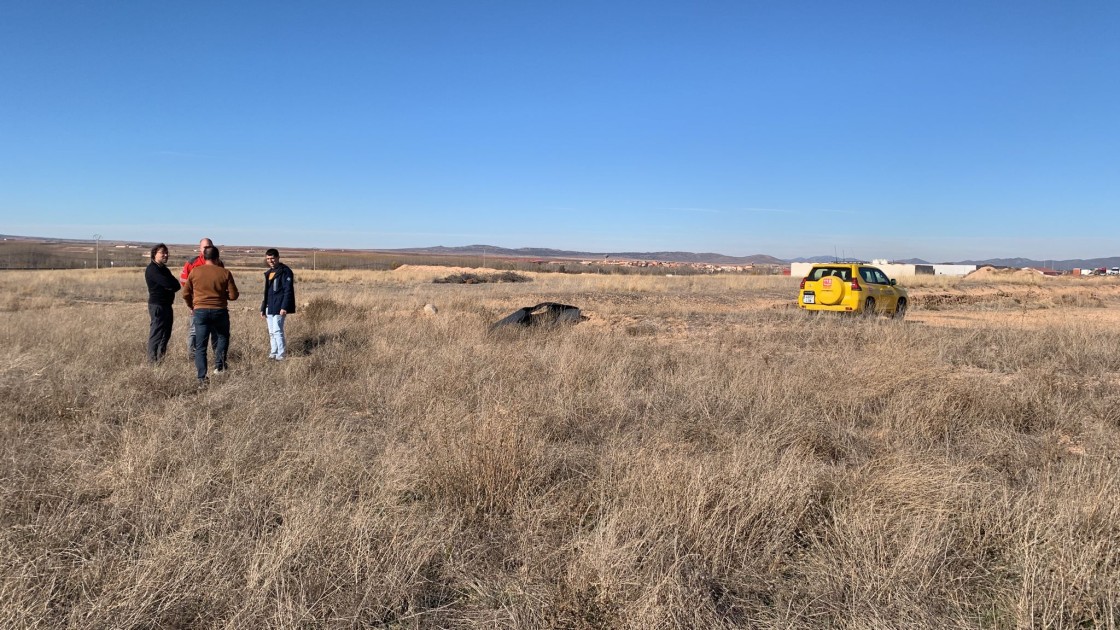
{"left": 145, "top": 243, "right": 180, "bottom": 362}
{"left": 260, "top": 248, "right": 296, "bottom": 360}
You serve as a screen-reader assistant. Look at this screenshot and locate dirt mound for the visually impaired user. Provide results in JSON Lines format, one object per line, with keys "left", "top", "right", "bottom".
{"left": 965, "top": 266, "right": 1047, "bottom": 281}
{"left": 393, "top": 264, "right": 478, "bottom": 274}
{"left": 964, "top": 266, "right": 1009, "bottom": 279}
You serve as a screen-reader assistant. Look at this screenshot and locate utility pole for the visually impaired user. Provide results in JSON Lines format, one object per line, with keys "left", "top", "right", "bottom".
{"left": 93, "top": 234, "right": 102, "bottom": 269}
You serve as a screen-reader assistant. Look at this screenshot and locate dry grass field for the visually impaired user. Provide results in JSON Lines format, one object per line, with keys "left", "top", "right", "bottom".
{"left": 2, "top": 267, "right": 1119, "bottom": 629}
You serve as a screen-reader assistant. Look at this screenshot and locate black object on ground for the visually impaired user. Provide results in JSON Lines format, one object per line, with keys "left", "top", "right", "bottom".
{"left": 491, "top": 302, "right": 584, "bottom": 329}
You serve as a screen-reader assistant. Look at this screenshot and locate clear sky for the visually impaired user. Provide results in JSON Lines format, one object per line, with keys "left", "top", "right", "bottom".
{"left": 1, "top": 1, "right": 1117, "bottom": 262}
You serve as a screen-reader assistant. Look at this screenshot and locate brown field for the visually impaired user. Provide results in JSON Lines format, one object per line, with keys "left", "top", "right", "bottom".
{"left": 2, "top": 268, "right": 1119, "bottom": 628}
{"left": 0, "top": 240, "right": 750, "bottom": 276}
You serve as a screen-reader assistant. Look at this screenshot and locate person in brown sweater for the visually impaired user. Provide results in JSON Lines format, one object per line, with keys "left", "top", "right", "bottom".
{"left": 180, "top": 237, "right": 224, "bottom": 361}
{"left": 182, "top": 246, "right": 239, "bottom": 384}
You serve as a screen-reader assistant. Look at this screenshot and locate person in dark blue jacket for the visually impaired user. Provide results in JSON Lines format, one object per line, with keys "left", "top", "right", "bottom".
{"left": 260, "top": 248, "right": 296, "bottom": 360}
{"left": 144, "top": 243, "right": 180, "bottom": 362}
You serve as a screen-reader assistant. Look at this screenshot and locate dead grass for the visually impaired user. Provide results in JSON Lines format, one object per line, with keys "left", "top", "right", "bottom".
{"left": 1, "top": 269, "right": 1119, "bottom": 628}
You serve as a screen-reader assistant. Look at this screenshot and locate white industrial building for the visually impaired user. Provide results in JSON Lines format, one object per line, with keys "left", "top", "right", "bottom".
{"left": 930, "top": 264, "right": 978, "bottom": 276}
{"left": 790, "top": 261, "right": 977, "bottom": 278}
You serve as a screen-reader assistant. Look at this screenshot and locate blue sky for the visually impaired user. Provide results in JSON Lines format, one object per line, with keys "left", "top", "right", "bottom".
{"left": 1, "top": 1, "right": 1117, "bottom": 262}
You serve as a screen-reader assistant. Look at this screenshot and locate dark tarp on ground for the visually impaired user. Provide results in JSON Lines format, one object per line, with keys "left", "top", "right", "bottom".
{"left": 491, "top": 302, "right": 583, "bottom": 329}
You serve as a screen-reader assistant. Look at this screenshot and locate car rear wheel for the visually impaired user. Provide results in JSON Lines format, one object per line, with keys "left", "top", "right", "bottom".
{"left": 861, "top": 297, "right": 876, "bottom": 317}
{"left": 890, "top": 297, "right": 907, "bottom": 319}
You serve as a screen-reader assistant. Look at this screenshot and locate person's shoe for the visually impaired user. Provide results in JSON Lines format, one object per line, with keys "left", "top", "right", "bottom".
{"left": 197, "top": 377, "right": 209, "bottom": 388}
{"left": 213, "top": 368, "right": 227, "bottom": 376}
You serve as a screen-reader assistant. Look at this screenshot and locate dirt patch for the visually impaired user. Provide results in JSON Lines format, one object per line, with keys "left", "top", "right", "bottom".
{"left": 915, "top": 291, "right": 1023, "bottom": 310}
{"left": 918, "top": 293, "right": 992, "bottom": 308}
{"left": 434, "top": 271, "right": 531, "bottom": 284}
{"left": 907, "top": 307, "right": 1120, "bottom": 330}
{"left": 1056, "top": 292, "right": 1105, "bottom": 308}
{"left": 394, "top": 264, "right": 480, "bottom": 274}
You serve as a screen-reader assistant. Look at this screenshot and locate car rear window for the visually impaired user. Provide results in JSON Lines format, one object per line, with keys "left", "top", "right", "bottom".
{"left": 808, "top": 267, "right": 850, "bottom": 281}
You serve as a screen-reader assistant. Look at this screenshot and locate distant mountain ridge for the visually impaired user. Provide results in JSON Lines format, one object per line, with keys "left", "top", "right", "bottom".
{"left": 386, "top": 244, "right": 786, "bottom": 265}
{"left": 955, "top": 257, "right": 1120, "bottom": 271}
{"left": 792, "top": 254, "right": 1120, "bottom": 271}
{"left": 786, "top": 256, "right": 932, "bottom": 264}
{"left": 2, "top": 234, "right": 1117, "bottom": 269}
{"left": 396, "top": 245, "right": 1120, "bottom": 269}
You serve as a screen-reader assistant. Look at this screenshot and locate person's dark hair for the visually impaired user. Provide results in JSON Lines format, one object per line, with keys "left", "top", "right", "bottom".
{"left": 265, "top": 248, "right": 280, "bottom": 258}
{"left": 150, "top": 243, "right": 168, "bottom": 261}
{"left": 204, "top": 245, "right": 220, "bottom": 261}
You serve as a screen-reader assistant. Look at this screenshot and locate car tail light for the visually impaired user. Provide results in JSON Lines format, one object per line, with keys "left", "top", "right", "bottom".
{"left": 799, "top": 278, "right": 806, "bottom": 289}
{"left": 850, "top": 277, "right": 861, "bottom": 291}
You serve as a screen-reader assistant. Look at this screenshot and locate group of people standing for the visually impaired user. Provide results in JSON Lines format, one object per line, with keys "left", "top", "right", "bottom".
{"left": 144, "top": 238, "right": 297, "bottom": 385}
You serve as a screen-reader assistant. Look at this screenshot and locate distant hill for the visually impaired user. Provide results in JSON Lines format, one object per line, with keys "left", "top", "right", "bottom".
{"left": 0, "top": 234, "right": 89, "bottom": 243}
{"left": 385, "top": 244, "right": 785, "bottom": 265}
{"left": 3, "top": 234, "right": 1116, "bottom": 270}
{"left": 956, "top": 257, "right": 1120, "bottom": 271}
{"left": 786, "top": 256, "right": 932, "bottom": 264}
{"left": 792, "top": 254, "right": 1120, "bottom": 270}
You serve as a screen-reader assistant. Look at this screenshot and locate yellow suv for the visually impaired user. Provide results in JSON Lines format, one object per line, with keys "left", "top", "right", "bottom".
{"left": 797, "top": 263, "right": 908, "bottom": 318}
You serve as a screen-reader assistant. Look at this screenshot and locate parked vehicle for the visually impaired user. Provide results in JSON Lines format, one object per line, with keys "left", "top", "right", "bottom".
{"left": 797, "top": 263, "right": 908, "bottom": 318}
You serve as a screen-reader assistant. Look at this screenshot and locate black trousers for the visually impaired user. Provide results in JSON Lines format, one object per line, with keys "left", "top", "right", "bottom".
{"left": 147, "top": 303, "right": 174, "bottom": 362}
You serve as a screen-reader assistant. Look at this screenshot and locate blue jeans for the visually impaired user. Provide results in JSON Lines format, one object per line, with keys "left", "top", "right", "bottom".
{"left": 266, "top": 313, "right": 286, "bottom": 359}
{"left": 187, "top": 320, "right": 218, "bottom": 360}
{"left": 192, "top": 308, "right": 230, "bottom": 380}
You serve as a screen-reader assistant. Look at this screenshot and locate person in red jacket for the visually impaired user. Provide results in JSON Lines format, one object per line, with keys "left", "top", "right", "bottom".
{"left": 182, "top": 245, "right": 239, "bottom": 384}
{"left": 180, "top": 237, "right": 223, "bottom": 361}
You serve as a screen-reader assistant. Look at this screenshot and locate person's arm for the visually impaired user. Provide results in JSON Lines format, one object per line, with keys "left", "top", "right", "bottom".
{"left": 145, "top": 264, "right": 157, "bottom": 291}
{"left": 179, "top": 260, "right": 193, "bottom": 285}
{"left": 260, "top": 273, "right": 268, "bottom": 317}
{"left": 280, "top": 267, "right": 295, "bottom": 315}
{"left": 182, "top": 277, "right": 194, "bottom": 310}
{"left": 157, "top": 267, "right": 180, "bottom": 294}
{"left": 227, "top": 273, "right": 239, "bottom": 301}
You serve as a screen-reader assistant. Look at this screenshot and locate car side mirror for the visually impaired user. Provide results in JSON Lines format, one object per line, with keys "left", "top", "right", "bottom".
{"left": 889, "top": 279, "right": 897, "bottom": 285}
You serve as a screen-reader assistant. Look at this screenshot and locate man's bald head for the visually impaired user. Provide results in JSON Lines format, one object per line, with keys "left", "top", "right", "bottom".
{"left": 198, "top": 238, "right": 213, "bottom": 255}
